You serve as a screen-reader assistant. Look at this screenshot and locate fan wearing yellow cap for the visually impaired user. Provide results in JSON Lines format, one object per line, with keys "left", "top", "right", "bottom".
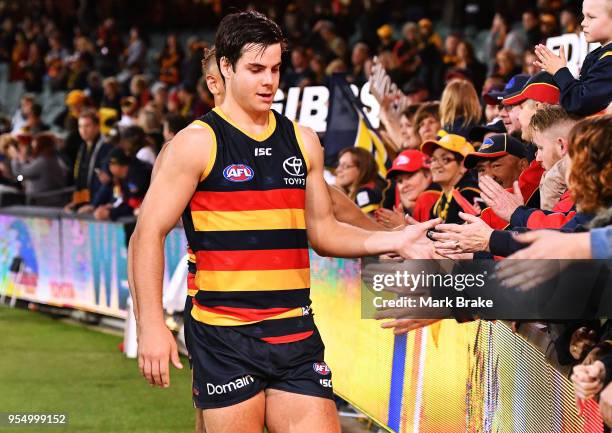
{"left": 420, "top": 134, "right": 481, "bottom": 223}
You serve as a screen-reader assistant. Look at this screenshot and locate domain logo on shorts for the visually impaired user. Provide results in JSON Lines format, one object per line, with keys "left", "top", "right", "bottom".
{"left": 223, "top": 164, "right": 254, "bottom": 182}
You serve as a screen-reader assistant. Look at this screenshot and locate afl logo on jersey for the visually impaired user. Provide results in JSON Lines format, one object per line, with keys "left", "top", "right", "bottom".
{"left": 223, "top": 164, "right": 254, "bottom": 182}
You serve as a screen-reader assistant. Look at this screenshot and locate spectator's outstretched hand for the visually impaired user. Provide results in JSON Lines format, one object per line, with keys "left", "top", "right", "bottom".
{"left": 479, "top": 176, "right": 523, "bottom": 222}
{"left": 534, "top": 44, "right": 567, "bottom": 75}
{"left": 380, "top": 318, "right": 441, "bottom": 335}
{"left": 93, "top": 205, "right": 112, "bottom": 221}
{"left": 77, "top": 204, "right": 94, "bottom": 214}
{"left": 431, "top": 212, "right": 493, "bottom": 254}
{"left": 571, "top": 360, "right": 606, "bottom": 400}
{"left": 495, "top": 258, "right": 561, "bottom": 291}
{"left": 396, "top": 218, "right": 442, "bottom": 259}
{"left": 506, "top": 230, "right": 591, "bottom": 260}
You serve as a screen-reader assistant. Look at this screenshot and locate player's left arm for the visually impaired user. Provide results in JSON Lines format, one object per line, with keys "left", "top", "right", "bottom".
{"left": 327, "top": 183, "right": 384, "bottom": 231}
{"left": 300, "top": 125, "right": 439, "bottom": 259}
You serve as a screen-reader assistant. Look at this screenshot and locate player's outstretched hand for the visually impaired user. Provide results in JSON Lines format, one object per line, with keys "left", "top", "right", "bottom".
{"left": 137, "top": 322, "right": 183, "bottom": 388}
{"left": 396, "top": 218, "right": 442, "bottom": 259}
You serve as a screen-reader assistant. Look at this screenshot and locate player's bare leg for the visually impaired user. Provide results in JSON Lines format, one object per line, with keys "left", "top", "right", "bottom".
{"left": 201, "top": 391, "right": 265, "bottom": 433}
{"left": 195, "top": 408, "right": 205, "bottom": 433}
{"left": 264, "top": 388, "right": 341, "bottom": 433}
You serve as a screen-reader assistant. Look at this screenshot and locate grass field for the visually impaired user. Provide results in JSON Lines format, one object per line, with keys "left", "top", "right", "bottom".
{"left": 0, "top": 305, "right": 196, "bottom": 433}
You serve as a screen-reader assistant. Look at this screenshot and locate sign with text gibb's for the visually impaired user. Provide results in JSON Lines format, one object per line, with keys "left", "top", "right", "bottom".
{"left": 271, "top": 82, "right": 380, "bottom": 133}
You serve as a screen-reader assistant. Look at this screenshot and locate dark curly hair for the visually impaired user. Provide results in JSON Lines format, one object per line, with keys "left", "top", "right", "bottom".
{"left": 567, "top": 115, "right": 612, "bottom": 214}
{"left": 214, "top": 11, "right": 286, "bottom": 78}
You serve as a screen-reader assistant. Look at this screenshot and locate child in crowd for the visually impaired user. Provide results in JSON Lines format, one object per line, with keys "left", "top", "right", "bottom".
{"left": 534, "top": 0, "right": 612, "bottom": 115}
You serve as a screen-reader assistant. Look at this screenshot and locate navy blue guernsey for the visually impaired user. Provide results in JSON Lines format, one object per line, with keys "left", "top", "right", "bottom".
{"left": 181, "top": 107, "right": 315, "bottom": 344}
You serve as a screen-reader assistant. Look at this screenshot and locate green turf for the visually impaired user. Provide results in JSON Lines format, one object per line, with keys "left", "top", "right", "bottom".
{"left": 0, "top": 305, "right": 196, "bottom": 433}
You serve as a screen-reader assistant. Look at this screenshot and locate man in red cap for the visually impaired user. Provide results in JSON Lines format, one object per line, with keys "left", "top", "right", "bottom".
{"left": 501, "top": 71, "right": 561, "bottom": 142}
{"left": 478, "top": 71, "right": 562, "bottom": 227}
{"left": 375, "top": 149, "right": 440, "bottom": 227}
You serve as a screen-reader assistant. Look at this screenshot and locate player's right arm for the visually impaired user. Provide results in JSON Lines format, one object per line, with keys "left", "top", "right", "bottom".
{"left": 300, "top": 124, "right": 439, "bottom": 258}
{"left": 129, "top": 126, "right": 212, "bottom": 388}
{"left": 128, "top": 125, "right": 203, "bottom": 327}
{"left": 127, "top": 140, "right": 170, "bottom": 322}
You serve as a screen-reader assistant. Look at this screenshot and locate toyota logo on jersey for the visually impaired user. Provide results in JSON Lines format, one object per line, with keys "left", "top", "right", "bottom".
{"left": 223, "top": 164, "right": 254, "bottom": 182}
{"left": 312, "top": 362, "right": 331, "bottom": 375}
{"left": 283, "top": 156, "right": 305, "bottom": 177}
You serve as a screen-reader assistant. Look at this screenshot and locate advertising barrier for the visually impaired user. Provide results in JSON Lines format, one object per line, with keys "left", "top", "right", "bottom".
{"left": 0, "top": 208, "right": 186, "bottom": 318}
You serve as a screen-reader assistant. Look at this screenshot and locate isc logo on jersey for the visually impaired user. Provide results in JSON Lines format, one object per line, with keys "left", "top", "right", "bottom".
{"left": 223, "top": 164, "right": 254, "bottom": 182}
{"left": 313, "top": 362, "right": 331, "bottom": 375}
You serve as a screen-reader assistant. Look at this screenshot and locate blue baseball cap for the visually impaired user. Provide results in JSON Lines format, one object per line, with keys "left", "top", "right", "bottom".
{"left": 483, "top": 74, "right": 531, "bottom": 105}
{"left": 464, "top": 133, "right": 527, "bottom": 169}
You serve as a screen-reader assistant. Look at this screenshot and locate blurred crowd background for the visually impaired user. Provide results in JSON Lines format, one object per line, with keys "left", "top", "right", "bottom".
{"left": 0, "top": 0, "right": 611, "bottom": 427}
{"left": 0, "top": 0, "right": 585, "bottom": 213}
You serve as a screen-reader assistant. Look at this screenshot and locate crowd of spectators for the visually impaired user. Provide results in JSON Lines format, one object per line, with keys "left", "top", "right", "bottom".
{"left": 0, "top": 0, "right": 611, "bottom": 427}
{"left": 0, "top": 0, "right": 594, "bottom": 217}
{"left": 320, "top": 1, "right": 611, "bottom": 426}
{"left": 0, "top": 8, "right": 203, "bottom": 218}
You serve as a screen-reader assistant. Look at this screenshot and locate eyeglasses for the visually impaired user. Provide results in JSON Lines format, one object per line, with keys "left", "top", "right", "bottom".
{"left": 337, "top": 163, "right": 357, "bottom": 170}
{"left": 430, "top": 156, "right": 458, "bottom": 166}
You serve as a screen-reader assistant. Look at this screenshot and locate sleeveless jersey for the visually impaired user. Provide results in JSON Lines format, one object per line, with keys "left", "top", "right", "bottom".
{"left": 181, "top": 107, "right": 313, "bottom": 343}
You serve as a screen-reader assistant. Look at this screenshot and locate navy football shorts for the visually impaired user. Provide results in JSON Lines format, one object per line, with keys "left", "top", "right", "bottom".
{"left": 184, "top": 306, "right": 334, "bottom": 409}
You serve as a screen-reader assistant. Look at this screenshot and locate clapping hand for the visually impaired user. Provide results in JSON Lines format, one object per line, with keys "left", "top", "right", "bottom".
{"left": 534, "top": 44, "right": 567, "bottom": 75}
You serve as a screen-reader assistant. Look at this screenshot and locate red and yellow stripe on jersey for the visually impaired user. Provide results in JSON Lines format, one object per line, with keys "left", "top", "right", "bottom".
{"left": 182, "top": 107, "right": 313, "bottom": 343}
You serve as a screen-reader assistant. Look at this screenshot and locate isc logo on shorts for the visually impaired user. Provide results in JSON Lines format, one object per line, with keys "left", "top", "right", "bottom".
{"left": 313, "top": 362, "right": 331, "bottom": 375}
{"left": 319, "top": 378, "right": 333, "bottom": 388}
{"left": 223, "top": 164, "right": 254, "bottom": 182}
